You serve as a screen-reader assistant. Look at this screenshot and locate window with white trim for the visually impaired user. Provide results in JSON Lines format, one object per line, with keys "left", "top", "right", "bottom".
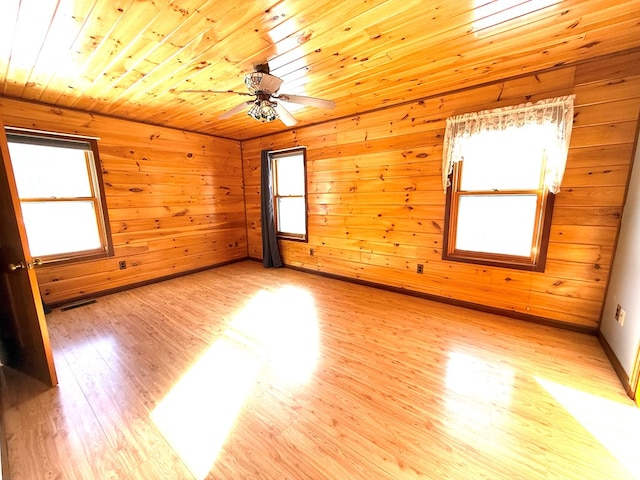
{"left": 271, "top": 148, "right": 307, "bottom": 241}
{"left": 442, "top": 96, "right": 574, "bottom": 271}
{"left": 6, "top": 130, "right": 113, "bottom": 263}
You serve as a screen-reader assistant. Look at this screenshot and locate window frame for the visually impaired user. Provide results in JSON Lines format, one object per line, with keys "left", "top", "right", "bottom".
{"left": 6, "top": 128, "right": 113, "bottom": 264}
{"left": 270, "top": 147, "right": 308, "bottom": 242}
{"left": 443, "top": 159, "right": 555, "bottom": 272}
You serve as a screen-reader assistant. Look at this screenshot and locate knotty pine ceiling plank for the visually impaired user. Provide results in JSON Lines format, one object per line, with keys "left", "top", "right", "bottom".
{"left": 21, "top": 0, "right": 100, "bottom": 103}
{"left": 179, "top": 0, "right": 638, "bottom": 137}
{"left": 95, "top": 0, "right": 284, "bottom": 117}
{"left": 2, "top": 0, "right": 640, "bottom": 139}
{"left": 0, "top": 0, "right": 20, "bottom": 88}
{"left": 2, "top": 0, "right": 60, "bottom": 98}
{"left": 72, "top": 0, "right": 255, "bottom": 113}
{"left": 37, "top": 0, "right": 134, "bottom": 106}
{"left": 110, "top": 0, "right": 392, "bottom": 124}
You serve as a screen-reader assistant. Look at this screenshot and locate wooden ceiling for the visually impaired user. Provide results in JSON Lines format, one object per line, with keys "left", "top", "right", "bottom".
{"left": 1, "top": 0, "right": 639, "bottom": 140}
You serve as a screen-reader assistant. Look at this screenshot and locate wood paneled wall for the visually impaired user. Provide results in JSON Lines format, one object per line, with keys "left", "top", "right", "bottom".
{"left": 0, "top": 98, "right": 246, "bottom": 305}
{"left": 243, "top": 49, "right": 640, "bottom": 330}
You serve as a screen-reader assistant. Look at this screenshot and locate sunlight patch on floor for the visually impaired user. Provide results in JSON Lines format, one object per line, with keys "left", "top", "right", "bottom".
{"left": 151, "top": 336, "right": 263, "bottom": 479}
{"left": 230, "top": 285, "right": 320, "bottom": 384}
{"left": 444, "top": 351, "right": 515, "bottom": 443}
{"left": 151, "top": 285, "right": 319, "bottom": 479}
{"left": 536, "top": 377, "right": 640, "bottom": 478}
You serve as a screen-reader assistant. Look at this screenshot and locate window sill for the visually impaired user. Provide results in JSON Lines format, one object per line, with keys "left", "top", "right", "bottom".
{"left": 36, "top": 249, "right": 113, "bottom": 267}
{"left": 443, "top": 250, "right": 546, "bottom": 272}
{"left": 277, "top": 234, "right": 308, "bottom": 243}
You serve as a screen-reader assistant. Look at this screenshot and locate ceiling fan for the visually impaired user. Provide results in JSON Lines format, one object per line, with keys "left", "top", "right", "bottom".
{"left": 183, "top": 64, "right": 335, "bottom": 126}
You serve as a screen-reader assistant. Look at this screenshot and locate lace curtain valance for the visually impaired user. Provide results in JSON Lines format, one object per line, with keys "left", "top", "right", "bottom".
{"left": 442, "top": 95, "right": 575, "bottom": 194}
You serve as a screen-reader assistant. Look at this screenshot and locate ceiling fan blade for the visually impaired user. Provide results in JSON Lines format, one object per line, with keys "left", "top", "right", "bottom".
{"left": 274, "top": 102, "right": 297, "bottom": 126}
{"left": 276, "top": 93, "right": 335, "bottom": 109}
{"left": 182, "top": 90, "right": 253, "bottom": 96}
{"left": 219, "top": 101, "right": 254, "bottom": 119}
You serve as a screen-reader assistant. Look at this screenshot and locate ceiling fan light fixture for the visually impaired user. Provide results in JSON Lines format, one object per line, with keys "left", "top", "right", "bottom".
{"left": 247, "top": 99, "right": 278, "bottom": 122}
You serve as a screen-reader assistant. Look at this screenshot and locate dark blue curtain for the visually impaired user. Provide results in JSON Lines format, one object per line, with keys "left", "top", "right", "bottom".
{"left": 260, "top": 150, "right": 283, "bottom": 268}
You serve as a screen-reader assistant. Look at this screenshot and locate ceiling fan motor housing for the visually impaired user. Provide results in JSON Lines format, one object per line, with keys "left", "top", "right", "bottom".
{"left": 244, "top": 72, "right": 283, "bottom": 95}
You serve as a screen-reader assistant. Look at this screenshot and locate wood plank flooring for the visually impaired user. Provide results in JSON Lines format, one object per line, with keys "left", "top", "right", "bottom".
{"left": 2, "top": 261, "right": 639, "bottom": 479}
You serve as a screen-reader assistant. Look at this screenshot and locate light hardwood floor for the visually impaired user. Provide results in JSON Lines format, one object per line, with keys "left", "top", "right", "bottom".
{"left": 2, "top": 261, "right": 639, "bottom": 479}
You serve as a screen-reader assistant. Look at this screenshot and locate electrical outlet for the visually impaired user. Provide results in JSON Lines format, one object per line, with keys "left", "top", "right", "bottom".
{"left": 615, "top": 304, "right": 625, "bottom": 326}
{"left": 119, "top": 260, "right": 127, "bottom": 270}
{"left": 417, "top": 263, "right": 424, "bottom": 274}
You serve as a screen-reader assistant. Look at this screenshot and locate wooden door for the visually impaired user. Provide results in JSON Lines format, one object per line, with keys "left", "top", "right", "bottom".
{"left": 0, "top": 112, "right": 57, "bottom": 387}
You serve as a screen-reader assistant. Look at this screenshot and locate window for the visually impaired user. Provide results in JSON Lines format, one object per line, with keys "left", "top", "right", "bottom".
{"left": 442, "top": 96, "right": 574, "bottom": 271}
{"left": 6, "top": 130, "right": 112, "bottom": 263}
{"left": 270, "top": 148, "right": 307, "bottom": 241}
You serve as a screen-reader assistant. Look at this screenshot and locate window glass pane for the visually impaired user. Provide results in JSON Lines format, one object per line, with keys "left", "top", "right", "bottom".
{"left": 277, "top": 197, "right": 306, "bottom": 235}
{"left": 275, "top": 154, "right": 305, "bottom": 196}
{"left": 8, "top": 142, "right": 92, "bottom": 198}
{"left": 460, "top": 125, "right": 550, "bottom": 191}
{"left": 20, "top": 201, "right": 102, "bottom": 257}
{"left": 456, "top": 195, "right": 538, "bottom": 257}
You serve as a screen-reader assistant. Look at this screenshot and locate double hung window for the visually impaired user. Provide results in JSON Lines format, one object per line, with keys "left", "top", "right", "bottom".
{"left": 270, "top": 148, "right": 307, "bottom": 241}
{"left": 7, "top": 130, "right": 112, "bottom": 263}
{"left": 442, "top": 96, "right": 575, "bottom": 271}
